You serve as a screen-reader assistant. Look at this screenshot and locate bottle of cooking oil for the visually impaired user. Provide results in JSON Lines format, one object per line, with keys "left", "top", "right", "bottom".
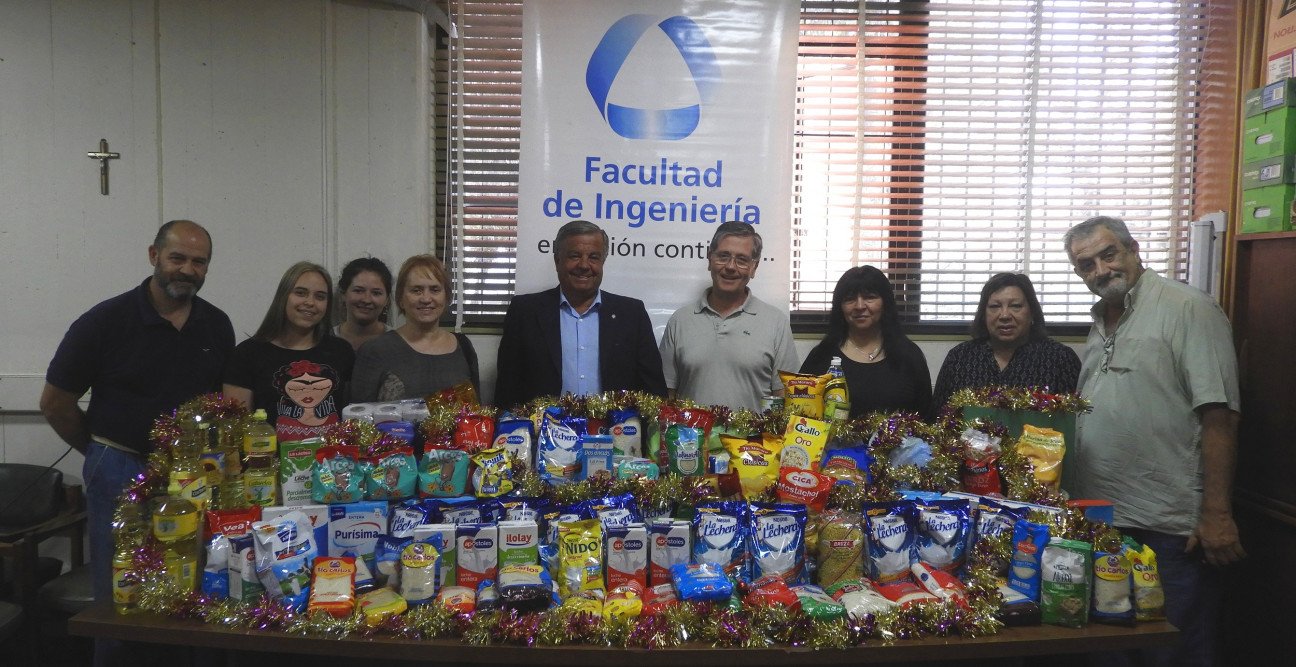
{"left": 218, "top": 419, "right": 247, "bottom": 509}
{"left": 110, "top": 502, "right": 146, "bottom": 614}
{"left": 169, "top": 422, "right": 211, "bottom": 511}
{"left": 243, "top": 453, "right": 278, "bottom": 507}
{"left": 824, "top": 356, "right": 851, "bottom": 422}
{"left": 243, "top": 408, "right": 277, "bottom": 456}
{"left": 152, "top": 491, "right": 199, "bottom": 591}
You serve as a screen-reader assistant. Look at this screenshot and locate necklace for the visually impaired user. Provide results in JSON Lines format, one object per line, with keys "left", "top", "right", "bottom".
{"left": 848, "top": 338, "right": 883, "bottom": 361}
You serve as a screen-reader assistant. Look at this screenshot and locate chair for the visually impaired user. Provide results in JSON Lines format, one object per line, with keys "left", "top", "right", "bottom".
{"left": 0, "top": 464, "right": 87, "bottom": 613}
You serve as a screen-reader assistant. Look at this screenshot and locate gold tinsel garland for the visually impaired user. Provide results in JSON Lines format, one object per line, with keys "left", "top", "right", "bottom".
{"left": 120, "top": 386, "right": 1121, "bottom": 649}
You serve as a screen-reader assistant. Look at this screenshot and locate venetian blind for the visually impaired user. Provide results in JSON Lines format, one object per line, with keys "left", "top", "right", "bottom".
{"left": 435, "top": 0, "right": 1206, "bottom": 325}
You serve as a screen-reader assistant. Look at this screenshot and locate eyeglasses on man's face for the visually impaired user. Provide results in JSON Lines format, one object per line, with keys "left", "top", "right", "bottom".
{"left": 711, "top": 251, "right": 754, "bottom": 269}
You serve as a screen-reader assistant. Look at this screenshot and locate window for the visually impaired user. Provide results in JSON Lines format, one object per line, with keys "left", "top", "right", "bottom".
{"left": 435, "top": 0, "right": 1206, "bottom": 326}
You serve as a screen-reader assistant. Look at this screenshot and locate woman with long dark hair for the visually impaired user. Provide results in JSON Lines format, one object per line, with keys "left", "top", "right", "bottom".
{"left": 223, "top": 261, "right": 355, "bottom": 441}
{"left": 800, "top": 266, "right": 931, "bottom": 419}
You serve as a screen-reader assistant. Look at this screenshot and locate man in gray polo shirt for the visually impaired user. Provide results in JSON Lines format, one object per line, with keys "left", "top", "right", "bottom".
{"left": 659, "top": 222, "right": 798, "bottom": 412}
{"left": 1065, "top": 215, "right": 1244, "bottom": 667}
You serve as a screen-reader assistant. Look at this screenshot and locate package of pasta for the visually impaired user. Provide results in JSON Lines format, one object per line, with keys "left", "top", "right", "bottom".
{"left": 914, "top": 498, "right": 972, "bottom": 575}
{"left": 825, "top": 579, "right": 896, "bottom": 620}
{"left": 1007, "top": 519, "right": 1050, "bottom": 602}
{"left": 608, "top": 409, "right": 643, "bottom": 458}
{"left": 470, "top": 447, "right": 513, "bottom": 497}
{"left": 1016, "top": 424, "right": 1065, "bottom": 492}
{"left": 748, "top": 502, "right": 809, "bottom": 585}
{"left": 492, "top": 416, "right": 534, "bottom": 468}
{"left": 561, "top": 589, "right": 605, "bottom": 616}
{"left": 1091, "top": 549, "right": 1135, "bottom": 626}
{"left": 745, "top": 575, "right": 799, "bottom": 609}
{"left": 960, "top": 427, "right": 1003, "bottom": 496}
{"left": 1123, "top": 537, "right": 1165, "bottom": 621}
{"left": 400, "top": 537, "right": 443, "bottom": 605}
{"left": 776, "top": 466, "right": 834, "bottom": 513}
{"left": 498, "top": 563, "right": 554, "bottom": 613}
{"left": 308, "top": 556, "right": 357, "bottom": 617}
{"left": 692, "top": 502, "right": 750, "bottom": 582}
{"left": 539, "top": 412, "right": 585, "bottom": 486}
{"left": 863, "top": 501, "right": 916, "bottom": 584}
{"left": 723, "top": 434, "right": 781, "bottom": 499}
{"left": 453, "top": 412, "right": 495, "bottom": 454}
{"left": 363, "top": 445, "right": 417, "bottom": 501}
{"left": 358, "top": 587, "right": 407, "bottom": 626}
{"left": 312, "top": 445, "right": 362, "bottom": 504}
{"left": 815, "top": 509, "right": 864, "bottom": 588}
{"left": 641, "top": 582, "right": 679, "bottom": 615}
{"left": 418, "top": 447, "right": 470, "bottom": 497}
{"left": 791, "top": 584, "right": 846, "bottom": 621}
{"left": 1041, "top": 537, "right": 1091, "bottom": 628}
{"left": 876, "top": 580, "right": 938, "bottom": 608}
{"left": 655, "top": 406, "right": 713, "bottom": 473}
{"left": 910, "top": 562, "right": 969, "bottom": 607}
{"left": 670, "top": 562, "right": 733, "bottom": 603}
{"left": 778, "top": 370, "right": 829, "bottom": 419}
{"left": 821, "top": 445, "right": 873, "bottom": 485}
{"left": 781, "top": 415, "right": 830, "bottom": 471}
{"left": 603, "top": 581, "right": 645, "bottom": 619}
{"left": 558, "top": 519, "right": 604, "bottom": 598}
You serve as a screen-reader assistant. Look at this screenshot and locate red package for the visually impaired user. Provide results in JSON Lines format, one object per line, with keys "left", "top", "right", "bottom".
{"left": 204, "top": 506, "right": 262, "bottom": 541}
{"left": 775, "top": 467, "right": 835, "bottom": 513}
{"left": 642, "top": 582, "right": 679, "bottom": 615}
{"left": 876, "top": 580, "right": 938, "bottom": 608}
{"left": 744, "top": 575, "right": 800, "bottom": 610}
{"left": 910, "top": 562, "right": 969, "bottom": 608}
{"left": 454, "top": 413, "right": 495, "bottom": 454}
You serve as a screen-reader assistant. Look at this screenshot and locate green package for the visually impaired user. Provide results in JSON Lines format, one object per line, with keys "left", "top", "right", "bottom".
{"left": 279, "top": 438, "right": 323, "bottom": 505}
{"left": 1041, "top": 537, "right": 1092, "bottom": 628}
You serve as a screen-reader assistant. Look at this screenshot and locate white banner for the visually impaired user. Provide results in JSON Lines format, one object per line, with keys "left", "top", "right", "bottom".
{"left": 518, "top": 0, "right": 798, "bottom": 336}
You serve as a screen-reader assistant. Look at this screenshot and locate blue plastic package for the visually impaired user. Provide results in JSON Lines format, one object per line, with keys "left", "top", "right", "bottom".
{"left": 692, "top": 501, "right": 750, "bottom": 583}
{"left": 1007, "top": 519, "right": 1051, "bottom": 602}
{"left": 863, "top": 500, "right": 916, "bottom": 583}
{"left": 671, "top": 563, "right": 733, "bottom": 603}
{"left": 913, "top": 498, "right": 973, "bottom": 575}
{"left": 748, "top": 502, "right": 809, "bottom": 585}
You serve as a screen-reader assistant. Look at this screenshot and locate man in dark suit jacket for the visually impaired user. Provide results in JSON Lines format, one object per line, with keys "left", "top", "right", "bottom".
{"left": 494, "top": 220, "right": 666, "bottom": 409}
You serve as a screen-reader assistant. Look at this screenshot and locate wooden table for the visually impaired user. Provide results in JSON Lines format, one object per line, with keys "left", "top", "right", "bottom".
{"left": 70, "top": 603, "right": 1178, "bottom": 665}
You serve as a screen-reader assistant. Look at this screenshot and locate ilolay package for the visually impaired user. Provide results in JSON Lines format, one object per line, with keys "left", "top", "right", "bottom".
{"left": 456, "top": 523, "right": 499, "bottom": 590}
{"left": 497, "top": 520, "right": 540, "bottom": 568}
{"left": 328, "top": 501, "right": 388, "bottom": 562}
{"left": 605, "top": 523, "right": 648, "bottom": 589}
{"left": 649, "top": 519, "right": 691, "bottom": 585}
{"left": 261, "top": 505, "right": 329, "bottom": 559}
{"left": 413, "top": 523, "right": 457, "bottom": 587}
{"left": 280, "top": 438, "right": 324, "bottom": 505}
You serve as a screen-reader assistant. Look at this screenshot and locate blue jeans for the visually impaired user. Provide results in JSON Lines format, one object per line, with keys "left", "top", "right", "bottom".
{"left": 1091, "top": 528, "right": 1223, "bottom": 667}
{"left": 83, "top": 442, "right": 146, "bottom": 604}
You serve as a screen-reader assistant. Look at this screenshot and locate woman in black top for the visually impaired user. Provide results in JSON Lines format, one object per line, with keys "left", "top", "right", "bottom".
{"left": 801, "top": 266, "right": 932, "bottom": 420}
{"left": 931, "top": 272, "right": 1080, "bottom": 411}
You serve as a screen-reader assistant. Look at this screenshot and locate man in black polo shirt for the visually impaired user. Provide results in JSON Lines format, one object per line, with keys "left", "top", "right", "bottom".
{"left": 40, "top": 219, "right": 234, "bottom": 617}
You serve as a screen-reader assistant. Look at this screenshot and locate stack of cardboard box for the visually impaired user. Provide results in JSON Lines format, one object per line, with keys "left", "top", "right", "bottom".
{"left": 1241, "top": 80, "right": 1296, "bottom": 233}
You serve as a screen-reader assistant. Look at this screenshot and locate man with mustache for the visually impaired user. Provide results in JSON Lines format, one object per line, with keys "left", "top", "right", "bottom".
{"left": 40, "top": 220, "right": 234, "bottom": 654}
{"left": 659, "top": 221, "right": 798, "bottom": 412}
{"left": 1064, "top": 215, "right": 1243, "bottom": 667}
{"left": 495, "top": 219, "right": 665, "bottom": 408}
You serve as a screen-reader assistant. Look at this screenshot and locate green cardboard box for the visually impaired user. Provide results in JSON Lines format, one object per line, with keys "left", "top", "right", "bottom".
{"left": 1241, "top": 154, "right": 1296, "bottom": 190}
{"left": 1240, "top": 184, "right": 1295, "bottom": 234}
{"left": 1243, "top": 106, "right": 1296, "bottom": 162}
{"left": 1243, "top": 79, "right": 1296, "bottom": 118}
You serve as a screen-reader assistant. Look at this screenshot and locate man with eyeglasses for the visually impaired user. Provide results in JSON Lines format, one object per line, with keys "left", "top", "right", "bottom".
{"left": 494, "top": 219, "right": 665, "bottom": 409}
{"left": 659, "top": 221, "right": 798, "bottom": 412}
{"left": 1064, "top": 215, "right": 1243, "bottom": 667}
